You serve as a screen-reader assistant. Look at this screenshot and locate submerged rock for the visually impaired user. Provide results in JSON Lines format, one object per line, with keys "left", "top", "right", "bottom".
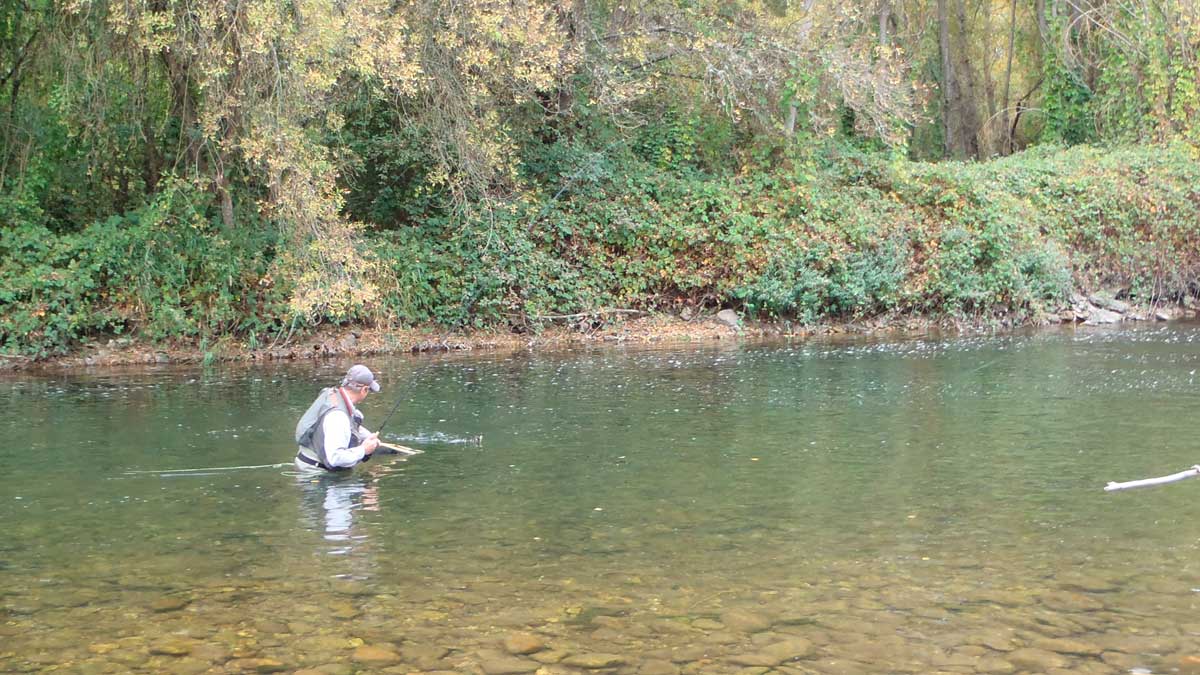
{"left": 761, "top": 638, "right": 814, "bottom": 662}
{"left": 302, "top": 635, "right": 353, "bottom": 652}
{"left": 530, "top": 649, "right": 570, "bottom": 664}
{"left": 328, "top": 602, "right": 360, "bottom": 620}
{"left": 87, "top": 643, "right": 119, "bottom": 655}
{"left": 649, "top": 618, "right": 696, "bottom": 635}
{"left": 1006, "top": 647, "right": 1069, "bottom": 671}
{"left": 668, "top": 645, "right": 710, "bottom": 662}
{"left": 964, "top": 629, "right": 1018, "bottom": 652}
{"left": 476, "top": 650, "right": 539, "bottom": 674}
{"left": 640, "top": 658, "right": 680, "bottom": 675}
{"left": 350, "top": 644, "right": 401, "bottom": 665}
{"left": 973, "top": 656, "right": 1017, "bottom": 673}
{"left": 162, "top": 657, "right": 211, "bottom": 675}
{"left": 224, "top": 657, "right": 288, "bottom": 672}
{"left": 403, "top": 643, "right": 450, "bottom": 664}
{"left": 725, "top": 652, "right": 779, "bottom": 667}
{"left": 150, "top": 596, "right": 190, "bottom": 613}
{"left": 1058, "top": 574, "right": 1121, "bottom": 594}
{"left": 308, "top": 664, "right": 353, "bottom": 675}
{"left": 719, "top": 609, "right": 772, "bottom": 633}
{"left": 189, "top": 643, "right": 232, "bottom": 662}
{"left": 562, "top": 652, "right": 627, "bottom": 668}
{"left": 1033, "top": 637, "right": 1103, "bottom": 656}
{"left": 149, "top": 640, "right": 195, "bottom": 656}
{"left": 1039, "top": 590, "right": 1105, "bottom": 612}
{"left": 255, "top": 621, "right": 289, "bottom": 635}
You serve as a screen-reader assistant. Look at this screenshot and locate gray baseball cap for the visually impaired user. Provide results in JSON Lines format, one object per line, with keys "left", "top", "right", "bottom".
{"left": 343, "top": 364, "right": 381, "bottom": 392}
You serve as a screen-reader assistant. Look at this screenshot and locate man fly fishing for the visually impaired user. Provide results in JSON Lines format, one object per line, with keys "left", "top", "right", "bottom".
{"left": 294, "top": 365, "right": 385, "bottom": 472}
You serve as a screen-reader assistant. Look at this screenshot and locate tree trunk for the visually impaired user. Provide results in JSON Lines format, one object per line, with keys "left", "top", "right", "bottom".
{"left": 161, "top": 49, "right": 202, "bottom": 174}
{"left": 1001, "top": 0, "right": 1018, "bottom": 154}
{"left": 1035, "top": 0, "right": 1050, "bottom": 47}
{"left": 141, "top": 50, "right": 161, "bottom": 195}
{"left": 879, "top": 0, "right": 893, "bottom": 47}
{"left": 215, "top": 168, "right": 234, "bottom": 230}
{"left": 938, "top": 0, "right": 956, "bottom": 157}
{"left": 1, "top": 20, "right": 38, "bottom": 179}
{"left": 953, "top": 0, "right": 982, "bottom": 158}
{"left": 938, "top": 0, "right": 980, "bottom": 159}
{"left": 554, "top": 0, "right": 583, "bottom": 115}
{"left": 981, "top": 53, "right": 998, "bottom": 154}
{"left": 978, "top": 0, "right": 998, "bottom": 154}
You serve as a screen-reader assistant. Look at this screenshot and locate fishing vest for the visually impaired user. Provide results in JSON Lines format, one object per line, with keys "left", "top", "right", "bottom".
{"left": 295, "top": 387, "right": 363, "bottom": 469}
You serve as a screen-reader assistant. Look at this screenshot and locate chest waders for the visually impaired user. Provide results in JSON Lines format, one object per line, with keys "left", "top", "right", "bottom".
{"left": 294, "top": 387, "right": 364, "bottom": 471}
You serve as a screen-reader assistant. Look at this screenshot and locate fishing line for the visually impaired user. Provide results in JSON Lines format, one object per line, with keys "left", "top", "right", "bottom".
{"left": 122, "top": 462, "right": 289, "bottom": 476}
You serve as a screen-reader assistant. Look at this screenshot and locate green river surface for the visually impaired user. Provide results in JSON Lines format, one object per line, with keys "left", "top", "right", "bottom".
{"left": 4, "top": 325, "right": 1200, "bottom": 675}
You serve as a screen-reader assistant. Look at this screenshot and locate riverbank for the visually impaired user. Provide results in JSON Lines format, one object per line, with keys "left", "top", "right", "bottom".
{"left": 6, "top": 144, "right": 1200, "bottom": 363}
{"left": 0, "top": 312, "right": 856, "bottom": 371}
{"left": 4, "top": 296, "right": 1194, "bottom": 372}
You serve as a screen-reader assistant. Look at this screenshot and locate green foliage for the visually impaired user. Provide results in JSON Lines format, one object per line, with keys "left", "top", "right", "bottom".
{"left": 1038, "top": 3, "right": 1200, "bottom": 146}
{"left": 6, "top": 137, "right": 1199, "bottom": 353}
{"left": 435, "top": 143, "right": 1192, "bottom": 329}
{"left": 339, "top": 101, "right": 443, "bottom": 227}
{"left": 350, "top": 143, "right": 1195, "bottom": 335}
{"left": 737, "top": 246, "right": 831, "bottom": 323}
{"left": 1040, "top": 49, "right": 1096, "bottom": 146}
{"left": 633, "top": 109, "right": 701, "bottom": 171}
{"left": 0, "top": 181, "right": 288, "bottom": 356}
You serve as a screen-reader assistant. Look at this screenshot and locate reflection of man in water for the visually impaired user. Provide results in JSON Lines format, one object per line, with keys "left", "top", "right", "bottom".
{"left": 322, "top": 480, "right": 379, "bottom": 544}
{"left": 295, "top": 473, "right": 379, "bottom": 566}
{"left": 295, "top": 466, "right": 384, "bottom": 559}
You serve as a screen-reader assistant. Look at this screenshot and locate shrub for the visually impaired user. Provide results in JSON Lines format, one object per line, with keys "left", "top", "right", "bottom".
{"left": 1, "top": 182, "right": 288, "bottom": 356}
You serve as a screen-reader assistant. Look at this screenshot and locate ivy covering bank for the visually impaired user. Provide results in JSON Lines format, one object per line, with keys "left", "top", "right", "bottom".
{"left": 3, "top": 143, "right": 1198, "bottom": 356}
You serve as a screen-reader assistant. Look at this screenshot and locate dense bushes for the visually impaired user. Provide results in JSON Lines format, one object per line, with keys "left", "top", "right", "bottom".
{"left": 1, "top": 183, "right": 288, "bottom": 356}
{"left": 3, "top": 143, "right": 1199, "bottom": 356}
{"left": 434, "top": 143, "right": 1197, "bottom": 329}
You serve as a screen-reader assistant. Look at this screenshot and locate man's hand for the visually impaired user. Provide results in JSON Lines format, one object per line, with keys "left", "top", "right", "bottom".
{"left": 361, "top": 433, "right": 380, "bottom": 456}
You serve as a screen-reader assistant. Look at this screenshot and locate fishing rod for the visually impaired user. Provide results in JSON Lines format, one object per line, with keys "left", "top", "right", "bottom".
{"left": 363, "top": 391, "right": 425, "bottom": 456}
{"left": 374, "top": 392, "right": 407, "bottom": 437}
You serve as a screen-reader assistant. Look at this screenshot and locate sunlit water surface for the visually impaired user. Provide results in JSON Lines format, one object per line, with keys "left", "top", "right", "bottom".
{"left": 4, "top": 325, "right": 1200, "bottom": 674}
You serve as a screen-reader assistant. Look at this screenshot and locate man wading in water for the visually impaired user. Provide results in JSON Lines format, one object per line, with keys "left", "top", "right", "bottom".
{"left": 294, "top": 365, "right": 382, "bottom": 472}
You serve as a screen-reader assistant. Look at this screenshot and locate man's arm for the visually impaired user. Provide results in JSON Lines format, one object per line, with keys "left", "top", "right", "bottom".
{"left": 322, "top": 411, "right": 379, "bottom": 467}
{"left": 352, "top": 413, "right": 379, "bottom": 455}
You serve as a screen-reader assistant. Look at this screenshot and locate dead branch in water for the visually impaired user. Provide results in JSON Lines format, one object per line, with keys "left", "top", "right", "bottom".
{"left": 1104, "top": 466, "right": 1200, "bottom": 492}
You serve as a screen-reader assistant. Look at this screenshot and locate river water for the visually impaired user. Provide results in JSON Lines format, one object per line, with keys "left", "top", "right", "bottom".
{"left": 3, "top": 325, "right": 1200, "bottom": 674}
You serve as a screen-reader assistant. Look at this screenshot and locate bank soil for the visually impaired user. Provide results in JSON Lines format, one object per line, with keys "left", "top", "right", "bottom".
{"left": 3, "top": 295, "right": 1196, "bottom": 373}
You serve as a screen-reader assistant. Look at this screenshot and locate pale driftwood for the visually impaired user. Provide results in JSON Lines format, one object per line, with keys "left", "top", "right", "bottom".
{"left": 1104, "top": 465, "right": 1200, "bottom": 492}
{"left": 529, "top": 309, "right": 646, "bottom": 321}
